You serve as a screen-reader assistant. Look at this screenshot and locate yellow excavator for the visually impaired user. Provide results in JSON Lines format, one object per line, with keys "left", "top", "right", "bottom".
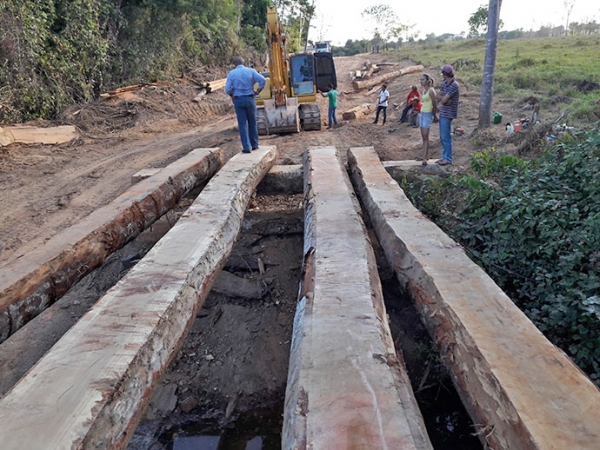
{"left": 256, "top": 7, "right": 337, "bottom": 135}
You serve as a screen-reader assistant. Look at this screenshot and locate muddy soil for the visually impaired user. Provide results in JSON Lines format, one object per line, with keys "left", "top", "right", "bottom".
{"left": 0, "top": 52, "right": 516, "bottom": 448}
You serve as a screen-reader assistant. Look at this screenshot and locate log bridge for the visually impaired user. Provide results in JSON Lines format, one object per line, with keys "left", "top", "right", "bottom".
{"left": 0, "top": 146, "right": 599, "bottom": 449}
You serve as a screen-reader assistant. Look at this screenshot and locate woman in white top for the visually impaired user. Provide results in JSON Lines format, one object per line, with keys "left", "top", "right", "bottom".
{"left": 418, "top": 74, "right": 438, "bottom": 165}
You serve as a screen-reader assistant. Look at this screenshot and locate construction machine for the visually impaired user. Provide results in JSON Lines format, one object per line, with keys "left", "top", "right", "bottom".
{"left": 256, "top": 7, "right": 337, "bottom": 135}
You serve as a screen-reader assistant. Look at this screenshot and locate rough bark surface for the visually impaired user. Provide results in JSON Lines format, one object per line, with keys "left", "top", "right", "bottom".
{"left": 0, "top": 148, "right": 224, "bottom": 343}
{"left": 347, "top": 146, "right": 600, "bottom": 450}
{"left": 0, "top": 146, "right": 277, "bottom": 450}
{"left": 282, "top": 146, "right": 432, "bottom": 449}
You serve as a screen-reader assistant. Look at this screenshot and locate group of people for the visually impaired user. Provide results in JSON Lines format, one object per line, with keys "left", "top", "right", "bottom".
{"left": 225, "top": 56, "right": 460, "bottom": 166}
{"left": 373, "top": 64, "right": 459, "bottom": 166}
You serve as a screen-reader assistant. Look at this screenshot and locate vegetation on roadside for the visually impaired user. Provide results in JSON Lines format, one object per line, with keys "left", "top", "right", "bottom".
{"left": 0, "top": 0, "right": 318, "bottom": 124}
{"left": 401, "top": 129, "right": 600, "bottom": 385}
{"left": 390, "top": 35, "right": 600, "bottom": 124}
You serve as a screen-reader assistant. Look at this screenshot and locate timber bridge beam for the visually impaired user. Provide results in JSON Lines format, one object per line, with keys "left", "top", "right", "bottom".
{"left": 0, "top": 145, "right": 599, "bottom": 449}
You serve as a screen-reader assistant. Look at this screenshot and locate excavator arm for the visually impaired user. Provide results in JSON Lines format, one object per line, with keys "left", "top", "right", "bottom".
{"left": 266, "top": 7, "right": 289, "bottom": 107}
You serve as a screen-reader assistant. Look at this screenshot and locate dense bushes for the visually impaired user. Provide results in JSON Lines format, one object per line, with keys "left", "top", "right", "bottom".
{"left": 402, "top": 129, "right": 600, "bottom": 385}
{"left": 0, "top": 0, "right": 264, "bottom": 123}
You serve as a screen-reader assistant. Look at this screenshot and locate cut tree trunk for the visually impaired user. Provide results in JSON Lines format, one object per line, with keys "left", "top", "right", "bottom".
{"left": 0, "top": 125, "right": 78, "bottom": 147}
{"left": 0, "top": 148, "right": 224, "bottom": 343}
{"left": 283, "top": 146, "right": 432, "bottom": 449}
{"left": 352, "top": 65, "right": 424, "bottom": 91}
{"left": 347, "top": 146, "right": 600, "bottom": 450}
{"left": 0, "top": 146, "right": 278, "bottom": 450}
{"left": 206, "top": 78, "right": 227, "bottom": 93}
{"left": 342, "top": 103, "right": 373, "bottom": 121}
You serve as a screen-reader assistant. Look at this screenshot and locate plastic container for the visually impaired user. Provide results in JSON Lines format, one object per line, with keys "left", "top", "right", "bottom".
{"left": 492, "top": 112, "right": 503, "bottom": 124}
{"left": 513, "top": 123, "right": 522, "bottom": 132}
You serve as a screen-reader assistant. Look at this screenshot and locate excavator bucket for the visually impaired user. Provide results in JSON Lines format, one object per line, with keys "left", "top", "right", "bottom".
{"left": 258, "top": 98, "right": 300, "bottom": 135}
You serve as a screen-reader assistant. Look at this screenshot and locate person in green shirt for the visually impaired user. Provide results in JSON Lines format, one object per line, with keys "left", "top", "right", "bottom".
{"left": 319, "top": 84, "right": 338, "bottom": 129}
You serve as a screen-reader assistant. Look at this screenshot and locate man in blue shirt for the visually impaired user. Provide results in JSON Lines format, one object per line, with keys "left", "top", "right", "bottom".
{"left": 225, "top": 56, "right": 267, "bottom": 153}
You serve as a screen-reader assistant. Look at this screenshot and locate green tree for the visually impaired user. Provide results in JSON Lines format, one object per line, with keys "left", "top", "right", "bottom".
{"left": 362, "top": 4, "right": 411, "bottom": 44}
{"left": 468, "top": 4, "right": 504, "bottom": 36}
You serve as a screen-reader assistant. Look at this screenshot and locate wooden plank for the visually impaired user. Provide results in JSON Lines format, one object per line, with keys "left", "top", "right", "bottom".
{"left": 207, "top": 78, "right": 227, "bottom": 93}
{"left": 0, "top": 125, "right": 78, "bottom": 146}
{"left": 283, "top": 146, "right": 432, "bottom": 449}
{"left": 347, "top": 146, "right": 600, "bottom": 450}
{"left": 0, "top": 146, "right": 278, "bottom": 450}
{"left": 0, "top": 148, "right": 224, "bottom": 343}
{"left": 352, "top": 65, "right": 424, "bottom": 91}
{"left": 99, "top": 83, "right": 156, "bottom": 99}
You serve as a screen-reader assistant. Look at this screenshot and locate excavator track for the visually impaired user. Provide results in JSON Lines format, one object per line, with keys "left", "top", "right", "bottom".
{"left": 257, "top": 108, "right": 269, "bottom": 136}
{"left": 299, "top": 103, "right": 322, "bottom": 131}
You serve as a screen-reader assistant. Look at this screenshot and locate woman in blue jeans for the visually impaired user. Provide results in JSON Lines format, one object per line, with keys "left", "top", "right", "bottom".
{"left": 436, "top": 65, "right": 460, "bottom": 165}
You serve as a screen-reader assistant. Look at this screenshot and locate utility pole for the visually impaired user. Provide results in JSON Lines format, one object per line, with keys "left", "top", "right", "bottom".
{"left": 478, "top": 0, "right": 502, "bottom": 128}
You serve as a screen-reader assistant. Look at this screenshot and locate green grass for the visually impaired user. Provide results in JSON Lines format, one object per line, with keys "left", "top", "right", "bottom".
{"left": 391, "top": 35, "right": 600, "bottom": 125}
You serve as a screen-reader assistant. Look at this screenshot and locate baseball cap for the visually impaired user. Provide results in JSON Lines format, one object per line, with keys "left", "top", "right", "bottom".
{"left": 441, "top": 64, "right": 454, "bottom": 75}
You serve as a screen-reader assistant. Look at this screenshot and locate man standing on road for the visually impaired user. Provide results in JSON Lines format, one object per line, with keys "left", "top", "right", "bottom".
{"left": 373, "top": 84, "right": 389, "bottom": 125}
{"left": 225, "top": 56, "right": 266, "bottom": 154}
{"left": 436, "top": 64, "right": 459, "bottom": 165}
{"left": 318, "top": 83, "right": 338, "bottom": 129}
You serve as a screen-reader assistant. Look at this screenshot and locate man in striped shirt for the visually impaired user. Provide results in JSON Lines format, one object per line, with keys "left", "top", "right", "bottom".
{"left": 436, "top": 65, "right": 459, "bottom": 165}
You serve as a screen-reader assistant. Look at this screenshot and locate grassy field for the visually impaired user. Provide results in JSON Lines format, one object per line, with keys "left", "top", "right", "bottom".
{"left": 392, "top": 35, "right": 600, "bottom": 123}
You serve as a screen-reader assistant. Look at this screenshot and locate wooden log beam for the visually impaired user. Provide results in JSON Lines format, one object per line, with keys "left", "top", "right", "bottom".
{"left": 341, "top": 103, "right": 373, "bottom": 121}
{"left": 283, "top": 146, "right": 432, "bottom": 449}
{"left": 352, "top": 65, "right": 424, "bottom": 91}
{"left": 347, "top": 146, "right": 600, "bottom": 450}
{"left": 0, "top": 146, "right": 278, "bottom": 450}
{"left": 0, "top": 125, "right": 78, "bottom": 147}
{"left": 206, "top": 78, "right": 227, "bottom": 93}
{"left": 99, "top": 83, "right": 156, "bottom": 99}
{"left": 0, "top": 148, "right": 224, "bottom": 343}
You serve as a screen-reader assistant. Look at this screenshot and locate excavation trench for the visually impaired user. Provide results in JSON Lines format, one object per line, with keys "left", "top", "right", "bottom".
{"left": 122, "top": 189, "right": 480, "bottom": 448}
{"left": 0, "top": 183, "right": 480, "bottom": 449}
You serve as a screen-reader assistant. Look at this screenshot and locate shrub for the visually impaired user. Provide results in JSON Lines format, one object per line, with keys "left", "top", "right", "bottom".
{"left": 402, "top": 132, "right": 600, "bottom": 385}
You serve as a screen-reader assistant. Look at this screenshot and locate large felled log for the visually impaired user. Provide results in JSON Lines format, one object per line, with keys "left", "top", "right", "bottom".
{"left": 347, "top": 146, "right": 600, "bottom": 450}
{"left": 283, "top": 146, "right": 432, "bottom": 449}
{"left": 352, "top": 64, "right": 424, "bottom": 90}
{"left": 0, "top": 148, "right": 224, "bottom": 343}
{"left": 0, "top": 146, "right": 278, "bottom": 450}
{"left": 0, "top": 125, "right": 78, "bottom": 147}
{"left": 341, "top": 103, "right": 373, "bottom": 121}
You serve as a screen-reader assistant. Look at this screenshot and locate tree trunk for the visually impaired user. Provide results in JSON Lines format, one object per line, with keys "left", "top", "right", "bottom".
{"left": 342, "top": 103, "right": 373, "bottom": 121}
{"left": 0, "top": 148, "right": 224, "bottom": 343}
{"left": 352, "top": 65, "right": 424, "bottom": 90}
{"left": 0, "top": 147, "right": 278, "bottom": 450}
{"left": 283, "top": 146, "right": 432, "bottom": 449}
{"left": 478, "top": 0, "right": 502, "bottom": 127}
